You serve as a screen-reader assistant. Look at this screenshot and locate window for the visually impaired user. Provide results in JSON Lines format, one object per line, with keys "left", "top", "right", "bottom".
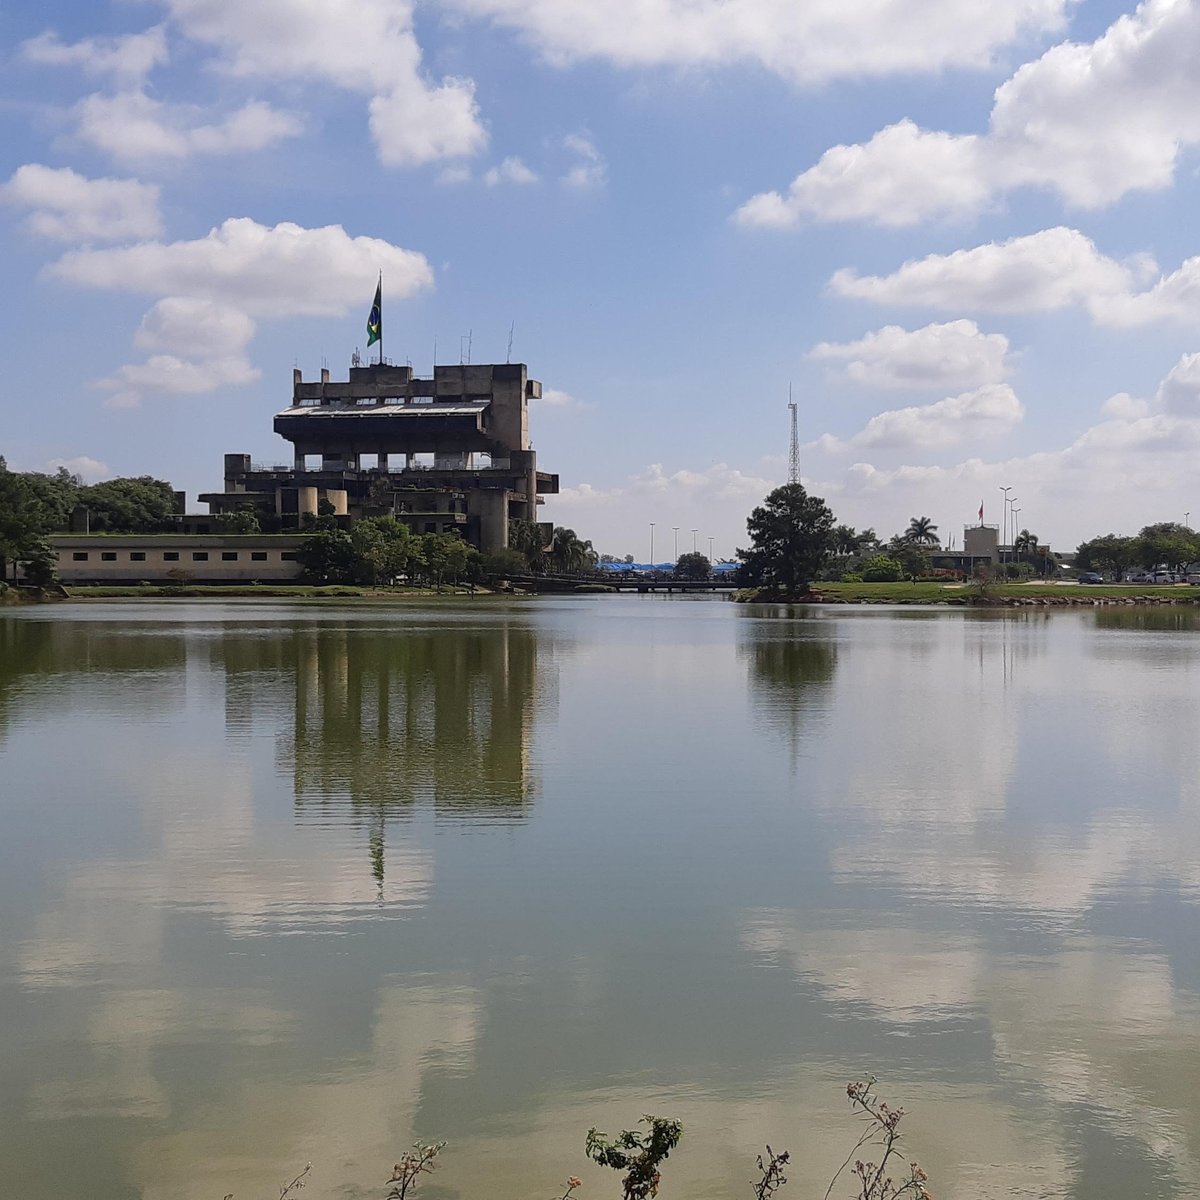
{"left": 280, "top": 551, "right": 298, "bottom": 562}
{"left": 251, "top": 551, "right": 268, "bottom": 562}
{"left": 192, "top": 551, "right": 209, "bottom": 562}
{"left": 164, "top": 551, "right": 179, "bottom": 562}
{"left": 101, "top": 552, "right": 117, "bottom": 562}
{"left": 130, "top": 552, "right": 146, "bottom": 562}
{"left": 221, "top": 551, "right": 238, "bottom": 562}
{"left": 72, "top": 551, "right": 89, "bottom": 562}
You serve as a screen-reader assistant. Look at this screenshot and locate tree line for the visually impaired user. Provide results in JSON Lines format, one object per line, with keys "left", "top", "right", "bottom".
{"left": 1075, "top": 523, "right": 1200, "bottom": 577}
{"left": 0, "top": 460, "right": 178, "bottom": 584}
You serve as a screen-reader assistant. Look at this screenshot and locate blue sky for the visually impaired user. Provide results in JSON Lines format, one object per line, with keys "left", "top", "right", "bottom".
{"left": 3, "top": 0, "right": 1199, "bottom": 558}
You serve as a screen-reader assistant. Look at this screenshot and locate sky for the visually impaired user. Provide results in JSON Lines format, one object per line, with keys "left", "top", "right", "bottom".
{"left": 3, "top": 0, "right": 1200, "bottom": 559}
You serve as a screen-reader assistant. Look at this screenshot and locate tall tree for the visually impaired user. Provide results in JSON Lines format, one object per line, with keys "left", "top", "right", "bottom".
{"left": 904, "top": 516, "right": 940, "bottom": 545}
{"left": 738, "top": 483, "right": 836, "bottom": 594}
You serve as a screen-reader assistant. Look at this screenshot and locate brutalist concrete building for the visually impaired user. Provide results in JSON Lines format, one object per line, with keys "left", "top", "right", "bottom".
{"left": 201, "top": 361, "right": 558, "bottom": 553}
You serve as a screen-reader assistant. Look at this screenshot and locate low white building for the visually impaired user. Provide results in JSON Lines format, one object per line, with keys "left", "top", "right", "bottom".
{"left": 50, "top": 534, "right": 308, "bottom": 584}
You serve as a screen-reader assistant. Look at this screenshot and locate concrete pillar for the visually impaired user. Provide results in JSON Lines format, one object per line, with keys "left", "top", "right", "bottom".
{"left": 324, "top": 489, "right": 348, "bottom": 516}
{"left": 297, "top": 486, "right": 318, "bottom": 517}
{"left": 470, "top": 490, "right": 509, "bottom": 553}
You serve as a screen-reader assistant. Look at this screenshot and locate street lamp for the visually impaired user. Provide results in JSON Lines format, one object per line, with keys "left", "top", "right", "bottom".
{"left": 1187, "top": 512, "right": 1191, "bottom": 530}
{"left": 708, "top": 536, "right": 714, "bottom": 562}
{"left": 691, "top": 528, "right": 698, "bottom": 553}
{"left": 999, "top": 485, "right": 1011, "bottom": 563}
{"left": 672, "top": 526, "right": 679, "bottom": 562}
{"left": 649, "top": 522, "right": 655, "bottom": 567}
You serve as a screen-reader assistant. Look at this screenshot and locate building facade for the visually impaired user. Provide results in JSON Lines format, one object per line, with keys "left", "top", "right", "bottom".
{"left": 199, "top": 361, "right": 558, "bottom": 553}
{"left": 50, "top": 534, "right": 307, "bottom": 584}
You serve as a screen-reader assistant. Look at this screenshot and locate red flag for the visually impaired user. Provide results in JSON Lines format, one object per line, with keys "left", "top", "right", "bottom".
{"left": 978, "top": 501, "right": 984, "bottom": 521}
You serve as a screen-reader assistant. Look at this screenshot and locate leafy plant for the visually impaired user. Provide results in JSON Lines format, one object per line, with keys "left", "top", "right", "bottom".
{"left": 585, "top": 1115, "right": 684, "bottom": 1200}
{"left": 753, "top": 1146, "right": 790, "bottom": 1200}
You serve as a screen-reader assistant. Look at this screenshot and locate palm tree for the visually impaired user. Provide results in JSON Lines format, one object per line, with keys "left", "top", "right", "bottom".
{"left": 904, "top": 516, "right": 940, "bottom": 546}
{"left": 1013, "top": 528, "right": 1038, "bottom": 556}
{"left": 833, "top": 524, "right": 859, "bottom": 557}
{"left": 548, "top": 526, "right": 597, "bottom": 573}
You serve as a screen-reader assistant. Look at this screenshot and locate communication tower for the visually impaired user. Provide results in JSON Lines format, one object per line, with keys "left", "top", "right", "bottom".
{"left": 788, "top": 386, "right": 800, "bottom": 486}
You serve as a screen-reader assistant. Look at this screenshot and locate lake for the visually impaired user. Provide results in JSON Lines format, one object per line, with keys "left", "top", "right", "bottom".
{"left": 2, "top": 597, "right": 1199, "bottom": 1200}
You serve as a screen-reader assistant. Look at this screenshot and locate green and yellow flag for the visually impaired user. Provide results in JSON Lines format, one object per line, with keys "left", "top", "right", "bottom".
{"left": 366, "top": 278, "right": 381, "bottom": 347}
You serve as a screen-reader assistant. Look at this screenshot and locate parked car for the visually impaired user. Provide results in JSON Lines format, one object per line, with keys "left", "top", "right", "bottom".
{"left": 1078, "top": 571, "right": 1104, "bottom": 584}
{"left": 1153, "top": 571, "right": 1179, "bottom": 584}
{"left": 1125, "top": 571, "right": 1155, "bottom": 583}
{"left": 1187, "top": 573, "right": 1200, "bottom": 585}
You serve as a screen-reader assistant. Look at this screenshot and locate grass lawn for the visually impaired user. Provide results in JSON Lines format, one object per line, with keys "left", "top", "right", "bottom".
{"left": 809, "top": 581, "right": 1200, "bottom": 603}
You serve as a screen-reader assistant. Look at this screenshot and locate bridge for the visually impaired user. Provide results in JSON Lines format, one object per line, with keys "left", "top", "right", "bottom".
{"left": 499, "top": 572, "right": 740, "bottom": 594}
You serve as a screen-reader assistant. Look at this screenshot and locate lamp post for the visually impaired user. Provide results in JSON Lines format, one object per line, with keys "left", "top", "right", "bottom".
{"left": 708, "top": 536, "right": 714, "bottom": 562}
{"left": 1187, "top": 512, "right": 1191, "bottom": 530}
{"left": 672, "top": 526, "right": 679, "bottom": 562}
{"left": 1012, "top": 508, "right": 1021, "bottom": 570}
{"left": 691, "top": 528, "right": 698, "bottom": 553}
{"left": 649, "top": 522, "right": 655, "bottom": 567}
{"left": 999, "top": 485, "right": 1011, "bottom": 563}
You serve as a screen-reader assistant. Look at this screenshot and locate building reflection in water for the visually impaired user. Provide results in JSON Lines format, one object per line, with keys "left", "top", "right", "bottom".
{"left": 207, "top": 615, "right": 552, "bottom": 886}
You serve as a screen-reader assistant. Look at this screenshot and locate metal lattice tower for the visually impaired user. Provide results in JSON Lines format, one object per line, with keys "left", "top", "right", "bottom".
{"left": 788, "top": 387, "right": 800, "bottom": 485}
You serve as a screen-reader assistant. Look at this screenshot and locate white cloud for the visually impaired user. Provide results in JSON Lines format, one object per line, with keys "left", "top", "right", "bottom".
{"left": 561, "top": 133, "right": 606, "bottom": 189}
{"left": 808, "top": 352, "right": 1200, "bottom": 545}
{"left": 95, "top": 354, "right": 260, "bottom": 407}
{"left": 74, "top": 92, "right": 303, "bottom": 163}
{"left": 446, "top": 0, "right": 1070, "bottom": 83}
{"left": 830, "top": 227, "right": 1137, "bottom": 317}
{"left": 134, "top": 297, "right": 256, "bottom": 358}
{"left": 45, "top": 455, "right": 109, "bottom": 482}
{"left": 831, "top": 227, "right": 1200, "bottom": 330}
{"left": 810, "top": 320, "right": 1011, "bottom": 391}
{"left": 22, "top": 26, "right": 168, "bottom": 82}
{"left": 483, "top": 156, "right": 539, "bottom": 186}
{"left": 736, "top": 120, "right": 989, "bottom": 228}
{"left": 1, "top": 164, "right": 162, "bottom": 243}
{"left": 820, "top": 384, "right": 1024, "bottom": 452}
{"left": 162, "top": 0, "right": 487, "bottom": 166}
{"left": 532, "top": 386, "right": 577, "bottom": 406}
{"left": 48, "top": 217, "right": 433, "bottom": 316}
{"left": 736, "top": 0, "right": 1200, "bottom": 225}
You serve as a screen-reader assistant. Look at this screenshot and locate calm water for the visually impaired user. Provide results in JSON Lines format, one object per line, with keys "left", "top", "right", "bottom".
{"left": 3, "top": 597, "right": 1199, "bottom": 1200}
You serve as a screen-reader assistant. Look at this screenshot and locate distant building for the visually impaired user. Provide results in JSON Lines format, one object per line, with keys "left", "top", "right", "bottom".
{"left": 200, "top": 361, "right": 558, "bottom": 553}
{"left": 49, "top": 533, "right": 306, "bottom": 584}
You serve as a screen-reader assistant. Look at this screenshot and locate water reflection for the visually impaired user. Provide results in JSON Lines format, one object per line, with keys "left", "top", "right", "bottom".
{"left": 737, "top": 608, "right": 837, "bottom": 756}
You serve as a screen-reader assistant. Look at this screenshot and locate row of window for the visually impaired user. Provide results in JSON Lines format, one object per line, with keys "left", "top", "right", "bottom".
{"left": 65, "top": 550, "right": 300, "bottom": 563}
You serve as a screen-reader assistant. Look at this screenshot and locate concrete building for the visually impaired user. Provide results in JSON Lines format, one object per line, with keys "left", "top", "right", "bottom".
{"left": 200, "top": 361, "right": 558, "bottom": 553}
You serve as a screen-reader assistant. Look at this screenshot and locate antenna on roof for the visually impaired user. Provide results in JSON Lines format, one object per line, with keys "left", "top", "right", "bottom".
{"left": 507, "top": 320, "right": 515, "bottom": 363}
{"left": 788, "top": 384, "right": 800, "bottom": 486}
{"left": 352, "top": 348, "right": 362, "bottom": 367}
{"left": 468, "top": 329, "right": 473, "bottom": 364}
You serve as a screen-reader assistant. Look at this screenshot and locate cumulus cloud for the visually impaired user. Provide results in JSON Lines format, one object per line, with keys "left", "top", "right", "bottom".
{"left": 827, "top": 226, "right": 1200, "bottom": 330}
{"left": 134, "top": 297, "right": 256, "bottom": 358}
{"left": 446, "top": 0, "right": 1070, "bottom": 83}
{"left": 49, "top": 219, "right": 431, "bottom": 406}
{"left": 96, "top": 354, "right": 260, "bottom": 405}
{"left": 820, "top": 384, "right": 1024, "bottom": 452}
{"left": 736, "top": 121, "right": 989, "bottom": 228}
{"left": 48, "top": 217, "right": 433, "bottom": 316}
{"left": 74, "top": 92, "right": 303, "bottom": 163}
{"left": 810, "top": 320, "right": 1011, "bottom": 391}
{"left": 1, "top": 164, "right": 162, "bottom": 242}
{"left": 736, "top": 0, "right": 1200, "bottom": 226}
{"left": 483, "top": 156, "right": 539, "bottom": 186}
{"left": 45, "top": 455, "right": 109, "bottom": 481}
{"left": 162, "top": 0, "right": 487, "bottom": 166}
{"left": 532, "top": 387, "right": 578, "bottom": 407}
{"left": 808, "top": 352, "right": 1200, "bottom": 544}
{"left": 561, "top": 133, "right": 606, "bottom": 190}
{"left": 22, "top": 26, "right": 168, "bottom": 82}
{"left": 829, "top": 227, "right": 1200, "bottom": 329}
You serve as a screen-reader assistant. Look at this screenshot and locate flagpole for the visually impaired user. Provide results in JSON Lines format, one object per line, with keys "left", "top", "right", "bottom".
{"left": 378, "top": 271, "right": 383, "bottom": 366}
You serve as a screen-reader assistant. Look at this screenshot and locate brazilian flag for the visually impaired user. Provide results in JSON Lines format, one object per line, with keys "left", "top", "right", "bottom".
{"left": 366, "top": 279, "right": 381, "bottom": 347}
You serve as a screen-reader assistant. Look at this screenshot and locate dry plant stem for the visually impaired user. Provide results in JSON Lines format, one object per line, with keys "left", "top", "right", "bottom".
{"left": 754, "top": 1146, "right": 790, "bottom": 1200}
{"left": 386, "top": 1141, "right": 446, "bottom": 1200}
{"left": 279, "top": 1164, "right": 311, "bottom": 1198}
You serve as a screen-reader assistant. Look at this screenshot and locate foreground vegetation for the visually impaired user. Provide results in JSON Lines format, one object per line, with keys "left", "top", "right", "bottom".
{"left": 236, "top": 1080, "right": 929, "bottom": 1200}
